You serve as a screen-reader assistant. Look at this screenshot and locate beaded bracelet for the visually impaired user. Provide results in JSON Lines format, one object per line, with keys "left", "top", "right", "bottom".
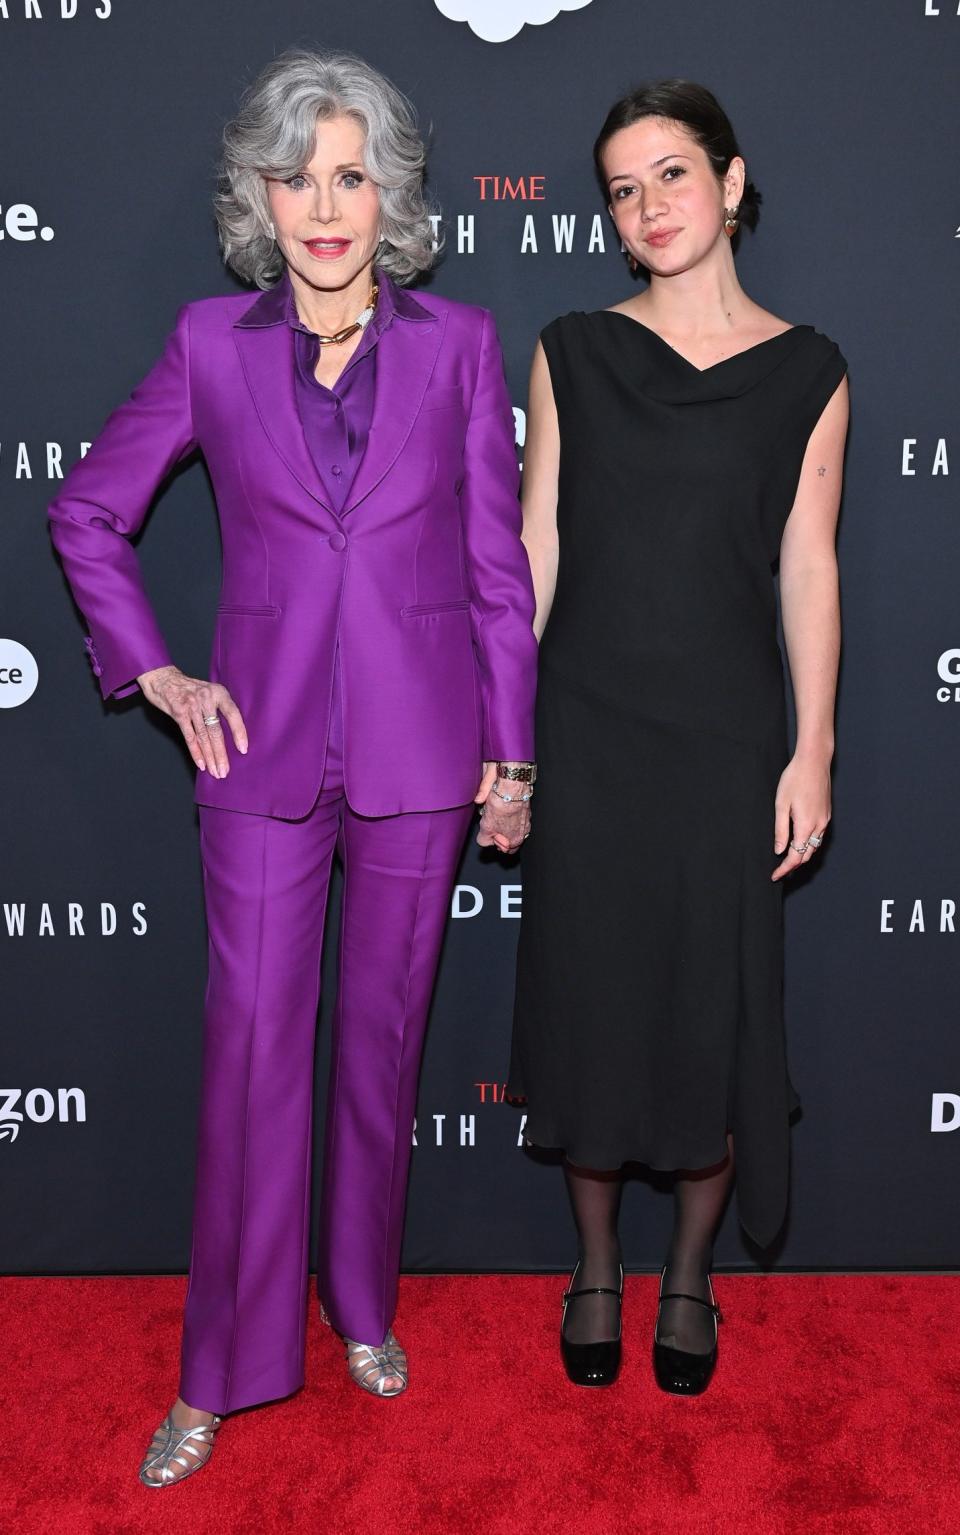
{"left": 490, "top": 779, "right": 533, "bottom": 804}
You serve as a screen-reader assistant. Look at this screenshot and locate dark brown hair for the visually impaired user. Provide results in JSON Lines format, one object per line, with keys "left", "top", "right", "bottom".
{"left": 593, "top": 79, "right": 762, "bottom": 234}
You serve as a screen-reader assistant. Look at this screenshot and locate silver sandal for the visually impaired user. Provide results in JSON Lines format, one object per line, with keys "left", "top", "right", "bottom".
{"left": 344, "top": 1330, "right": 409, "bottom": 1397}
{"left": 138, "top": 1409, "right": 222, "bottom": 1488}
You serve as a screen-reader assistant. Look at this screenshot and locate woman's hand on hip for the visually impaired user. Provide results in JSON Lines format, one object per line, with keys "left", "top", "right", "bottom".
{"left": 137, "top": 664, "right": 248, "bottom": 779}
{"left": 771, "top": 750, "right": 831, "bottom": 881}
{"left": 474, "top": 762, "right": 532, "bottom": 854}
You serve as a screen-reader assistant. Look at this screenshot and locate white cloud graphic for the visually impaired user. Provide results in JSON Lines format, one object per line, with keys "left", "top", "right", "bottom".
{"left": 434, "top": 0, "right": 594, "bottom": 45}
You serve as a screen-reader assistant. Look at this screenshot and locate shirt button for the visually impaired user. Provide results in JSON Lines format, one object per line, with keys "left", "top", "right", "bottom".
{"left": 331, "top": 463, "right": 342, "bottom": 477}
{"left": 329, "top": 531, "right": 346, "bottom": 552}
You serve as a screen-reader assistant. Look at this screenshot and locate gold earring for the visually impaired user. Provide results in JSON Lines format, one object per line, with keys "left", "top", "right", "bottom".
{"left": 723, "top": 204, "right": 740, "bottom": 237}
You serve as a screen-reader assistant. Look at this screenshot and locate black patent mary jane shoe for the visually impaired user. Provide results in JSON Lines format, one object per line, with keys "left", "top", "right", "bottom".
{"left": 652, "top": 1266, "right": 723, "bottom": 1396}
{"left": 560, "top": 1260, "right": 624, "bottom": 1387}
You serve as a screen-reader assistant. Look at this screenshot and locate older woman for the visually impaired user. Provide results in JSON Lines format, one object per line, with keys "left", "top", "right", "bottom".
{"left": 48, "top": 49, "right": 537, "bottom": 1485}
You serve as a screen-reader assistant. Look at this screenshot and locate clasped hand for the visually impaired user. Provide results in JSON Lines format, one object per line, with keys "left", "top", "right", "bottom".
{"left": 474, "top": 763, "right": 532, "bottom": 854}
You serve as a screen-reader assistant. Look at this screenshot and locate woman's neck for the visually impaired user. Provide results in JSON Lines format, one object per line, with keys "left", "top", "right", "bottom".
{"left": 638, "top": 251, "right": 750, "bottom": 341}
{"left": 288, "top": 262, "right": 377, "bottom": 336}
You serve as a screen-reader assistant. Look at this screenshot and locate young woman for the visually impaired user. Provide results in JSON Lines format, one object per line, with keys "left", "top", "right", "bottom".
{"left": 509, "top": 79, "right": 848, "bottom": 1394}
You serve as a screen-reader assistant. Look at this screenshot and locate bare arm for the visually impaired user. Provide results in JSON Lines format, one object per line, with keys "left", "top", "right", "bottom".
{"left": 772, "top": 374, "right": 850, "bottom": 879}
{"left": 520, "top": 340, "right": 560, "bottom": 641}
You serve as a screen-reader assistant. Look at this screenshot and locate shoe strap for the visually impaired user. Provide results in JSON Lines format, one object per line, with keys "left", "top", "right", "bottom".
{"left": 658, "top": 1290, "right": 721, "bottom": 1316}
{"left": 563, "top": 1285, "right": 623, "bottom": 1302}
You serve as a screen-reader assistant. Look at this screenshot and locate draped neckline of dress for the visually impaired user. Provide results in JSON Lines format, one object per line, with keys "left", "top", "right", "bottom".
{"left": 585, "top": 309, "right": 816, "bottom": 406}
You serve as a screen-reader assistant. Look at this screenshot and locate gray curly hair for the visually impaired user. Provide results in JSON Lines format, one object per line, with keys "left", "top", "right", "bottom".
{"left": 214, "top": 48, "right": 439, "bottom": 289}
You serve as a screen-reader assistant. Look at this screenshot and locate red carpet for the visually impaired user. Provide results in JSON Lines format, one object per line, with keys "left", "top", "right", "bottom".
{"left": 3, "top": 1274, "right": 959, "bottom": 1534}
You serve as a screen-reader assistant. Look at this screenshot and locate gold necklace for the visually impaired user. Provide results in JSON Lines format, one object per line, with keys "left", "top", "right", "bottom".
{"left": 314, "top": 281, "right": 379, "bottom": 346}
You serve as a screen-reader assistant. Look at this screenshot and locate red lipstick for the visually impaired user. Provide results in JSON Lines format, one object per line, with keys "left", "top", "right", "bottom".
{"left": 302, "top": 237, "right": 352, "bottom": 259}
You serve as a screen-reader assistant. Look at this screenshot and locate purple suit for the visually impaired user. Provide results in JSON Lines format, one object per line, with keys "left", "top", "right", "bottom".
{"left": 49, "top": 269, "right": 537, "bottom": 1414}
{"left": 50, "top": 270, "right": 535, "bottom": 814}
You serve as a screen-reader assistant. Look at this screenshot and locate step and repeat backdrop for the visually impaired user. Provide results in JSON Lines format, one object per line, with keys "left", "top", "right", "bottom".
{"left": 1, "top": 1, "right": 958, "bottom": 1275}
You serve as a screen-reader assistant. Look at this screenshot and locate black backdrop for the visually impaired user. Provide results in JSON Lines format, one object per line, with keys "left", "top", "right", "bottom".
{"left": 2, "top": 0, "right": 958, "bottom": 1275}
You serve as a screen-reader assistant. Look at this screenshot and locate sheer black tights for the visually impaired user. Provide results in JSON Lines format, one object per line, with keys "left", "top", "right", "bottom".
{"left": 561, "top": 1161, "right": 623, "bottom": 1346}
{"left": 658, "top": 1135, "right": 735, "bottom": 1354}
{"left": 562, "top": 1136, "right": 735, "bottom": 1351}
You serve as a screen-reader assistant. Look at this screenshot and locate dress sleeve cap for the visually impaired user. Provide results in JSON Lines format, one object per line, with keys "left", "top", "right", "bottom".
{"left": 537, "top": 312, "right": 582, "bottom": 410}
{"left": 809, "top": 330, "right": 849, "bottom": 396}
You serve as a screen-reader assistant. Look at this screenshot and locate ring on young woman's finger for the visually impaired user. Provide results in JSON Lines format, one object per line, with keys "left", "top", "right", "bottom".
{"left": 790, "top": 840, "right": 808, "bottom": 854}
{"left": 807, "top": 832, "right": 824, "bottom": 849}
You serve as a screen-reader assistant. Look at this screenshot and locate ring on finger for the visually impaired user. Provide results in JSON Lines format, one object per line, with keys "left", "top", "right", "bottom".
{"left": 807, "top": 833, "right": 824, "bottom": 849}
{"left": 202, "top": 714, "right": 220, "bottom": 728}
{"left": 790, "top": 840, "right": 808, "bottom": 854}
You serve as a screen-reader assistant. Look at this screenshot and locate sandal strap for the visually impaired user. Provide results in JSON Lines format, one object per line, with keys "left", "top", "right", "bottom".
{"left": 150, "top": 1413, "right": 222, "bottom": 1442}
{"left": 348, "top": 1344, "right": 406, "bottom": 1364}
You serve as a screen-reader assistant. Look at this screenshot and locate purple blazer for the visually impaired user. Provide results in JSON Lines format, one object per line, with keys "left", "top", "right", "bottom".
{"left": 48, "top": 273, "right": 538, "bottom": 819}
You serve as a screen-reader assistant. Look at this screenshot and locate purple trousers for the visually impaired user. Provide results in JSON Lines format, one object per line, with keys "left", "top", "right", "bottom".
{"left": 178, "top": 657, "right": 474, "bottom": 1414}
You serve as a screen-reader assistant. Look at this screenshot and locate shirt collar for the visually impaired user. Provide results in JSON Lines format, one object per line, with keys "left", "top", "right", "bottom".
{"left": 234, "top": 264, "right": 434, "bottom": 330}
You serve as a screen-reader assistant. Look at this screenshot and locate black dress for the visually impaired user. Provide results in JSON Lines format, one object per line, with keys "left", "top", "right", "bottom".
{"left": 508, "top": 310, "right": 848, "bottom": 1248}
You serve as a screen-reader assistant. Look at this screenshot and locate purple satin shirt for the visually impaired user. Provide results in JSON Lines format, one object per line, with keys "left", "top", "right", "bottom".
{"left": 285, "top": 266, "right": 395, "bottom": 511}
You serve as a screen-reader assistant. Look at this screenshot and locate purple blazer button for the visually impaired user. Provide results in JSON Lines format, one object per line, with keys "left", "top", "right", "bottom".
{"left": 83, "top": 636, "right": 103, "bottom": 676}
{"left": 329, "top": 531, "right": 346, "bottom": 552}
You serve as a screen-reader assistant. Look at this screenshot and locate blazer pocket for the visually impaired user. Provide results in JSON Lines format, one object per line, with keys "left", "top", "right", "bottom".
{"left": 216, "top": 602, "right": 281, "bottom": 617}
{"left": 419, "top": 385, "right": 464, "bottom": 413}
{"left": 401, "top": 598, "right": 472, "bottom": 617}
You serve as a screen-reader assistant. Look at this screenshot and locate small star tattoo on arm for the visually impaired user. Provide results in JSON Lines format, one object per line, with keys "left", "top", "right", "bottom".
{"left": 817, "top": 465, "right": 827, "bottom": 477}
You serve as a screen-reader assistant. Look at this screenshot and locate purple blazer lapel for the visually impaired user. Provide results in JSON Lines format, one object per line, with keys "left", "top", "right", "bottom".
{"left": 343, "top": 305, "right": 446, "bottom": 515}
{"left": 232, "top": 297, "right": 338, "bottom": 517}
{"left": 232, "top": 274, "right": 444, "bottom": 519}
